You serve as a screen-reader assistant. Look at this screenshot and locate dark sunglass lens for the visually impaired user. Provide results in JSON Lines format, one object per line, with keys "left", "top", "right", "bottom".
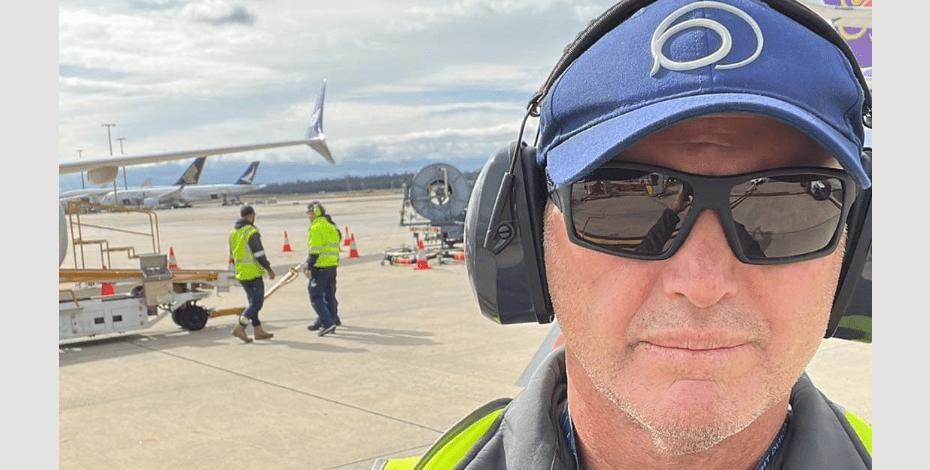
{"left": 570, "top": 171, "right": 692, "bottom": 256}
{"left": 729, "top": 175, "right": 845, "bottom": 260}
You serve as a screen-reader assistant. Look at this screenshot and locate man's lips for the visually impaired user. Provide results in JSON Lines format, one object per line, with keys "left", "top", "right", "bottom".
{"left": 643, "top": 331, "right": 755, "bottom": 350}
{"left": 637, "top": 333, "right": 758, "bottom": 361}
{"left": 637, "top": 343, "right": 756, "bottom": 366}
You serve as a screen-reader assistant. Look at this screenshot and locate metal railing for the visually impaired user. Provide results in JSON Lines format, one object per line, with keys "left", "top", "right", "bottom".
{"left": 65, "top": 201, "right": 161, "bottom": 269}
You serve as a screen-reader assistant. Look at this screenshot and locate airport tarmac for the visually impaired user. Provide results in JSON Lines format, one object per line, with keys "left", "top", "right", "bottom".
{"left": 58, "top": 191, "right": 872, "bottom": 470}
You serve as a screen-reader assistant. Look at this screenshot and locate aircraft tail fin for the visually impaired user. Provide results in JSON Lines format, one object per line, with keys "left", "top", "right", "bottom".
{"left": 236, "top": 162, "right": 261, "bottom": 185}
{"left": 174, "top": 157, "right": 207, "bottom": 186}
{"left": 306, "top": 80, "right": 335, "bottom": 165}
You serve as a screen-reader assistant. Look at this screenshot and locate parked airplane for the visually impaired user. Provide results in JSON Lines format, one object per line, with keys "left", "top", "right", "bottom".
{"left": 59, "top": 80, "right": 335, "bottom": 265}
{"left": 98, "top": 157, "right": 207, "bottom": 208}
{"left": 59, "top": 186, "right": 112, "bottom": 205}
{"left": 174, "top": 161, "right": 265, "bottom": 207}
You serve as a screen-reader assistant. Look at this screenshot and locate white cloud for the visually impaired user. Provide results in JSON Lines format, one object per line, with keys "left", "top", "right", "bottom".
{"left": 59, "top": 0, "right": 617, "bottom": 170}
{"left": 181, "top": 1, "right": 257, "bottom": 25}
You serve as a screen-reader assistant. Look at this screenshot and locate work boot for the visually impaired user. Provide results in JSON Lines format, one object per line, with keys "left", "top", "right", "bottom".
{"left": 254, "top": 325, "right": 274, "bottom": 340}
{"left": 333, "top": 315, "right": 342, "bottom": 326}
{"left": 307, "top": 319, "right": 322, "bottom": 331}
{"left": 232, "top": 324, "right": 253, "bottom": 343}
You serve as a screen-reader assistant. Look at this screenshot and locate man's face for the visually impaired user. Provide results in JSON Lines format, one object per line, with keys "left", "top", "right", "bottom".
{"left": 545, "top": 114, "right": 846, "bottom": 452}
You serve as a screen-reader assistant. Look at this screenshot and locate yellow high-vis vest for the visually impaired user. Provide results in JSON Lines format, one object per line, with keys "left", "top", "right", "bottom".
{"left": 308, "top": 217, "right": 340, "bottom": 268}
{"left": 229, "top": 224, "right": 265, "bottom": 281}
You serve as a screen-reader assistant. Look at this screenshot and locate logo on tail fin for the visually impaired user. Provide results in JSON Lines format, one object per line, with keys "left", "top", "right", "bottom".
{"left": 307, "top": 80, "right": 326, "bottom": 140}
{"left": 302, "top": 79, "right": 334, "bottom": 164}
{"left": 176, "top": 157, "right": 207, "bottom": 185}
{"left": 236, "top": 162, "right": 261, "bottom": 185}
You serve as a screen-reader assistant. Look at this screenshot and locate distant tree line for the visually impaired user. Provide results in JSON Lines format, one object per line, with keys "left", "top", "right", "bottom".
{"left": 253, "top": 170, "right": 481, "bottom": 195}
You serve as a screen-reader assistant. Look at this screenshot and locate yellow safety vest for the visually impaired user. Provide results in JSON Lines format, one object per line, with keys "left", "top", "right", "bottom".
{"left": 377, "top": 401, "right": 506, "bottom": 470}
{"left": 845, "top": 411, "right": 873, "bottom": 455}
{"left": 229, "top": 224, "right": 265, "bottom": 281}
{"left": 308, "top": 217, "right": 340, "bottom": 268}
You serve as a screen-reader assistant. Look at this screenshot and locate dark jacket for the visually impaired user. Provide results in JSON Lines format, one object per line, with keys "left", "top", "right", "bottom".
{"left": 233, "top": 218, "right": 273, "bottom": 272}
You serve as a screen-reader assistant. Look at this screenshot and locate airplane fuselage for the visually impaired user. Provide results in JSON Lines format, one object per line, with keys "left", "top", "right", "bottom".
{"left": 177, "top": 183, "right": 266, "bottom": 206}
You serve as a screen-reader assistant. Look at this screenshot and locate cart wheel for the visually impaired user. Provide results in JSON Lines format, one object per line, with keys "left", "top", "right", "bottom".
{"left": 171, "top": 309, "right": 184, "bottom": 327}
{"left": 178, "top": 305, "right": 209, "bottom": 331}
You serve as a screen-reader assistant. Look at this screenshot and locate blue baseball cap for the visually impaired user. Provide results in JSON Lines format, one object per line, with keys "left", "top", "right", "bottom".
{"left": 537, "top": 0, "right": 870, "bottom": 189}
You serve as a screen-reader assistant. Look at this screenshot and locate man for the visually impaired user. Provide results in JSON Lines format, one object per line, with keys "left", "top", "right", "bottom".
{"left": 228, "top": 205, "right": 276, "bottom": 343}
{"left": 304, "top": 201, "right": 341, "bottom": 337}
{"left": 376, "top": 0, "right": 871, "bottom": 469}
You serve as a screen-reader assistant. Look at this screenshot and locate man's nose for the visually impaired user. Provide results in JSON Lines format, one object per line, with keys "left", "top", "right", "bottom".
{"left": 660, "top": 210, "right": 739, "bottom": 308}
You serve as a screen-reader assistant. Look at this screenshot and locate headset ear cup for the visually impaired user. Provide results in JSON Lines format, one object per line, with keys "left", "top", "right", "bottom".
{"left": 825, "top": 149, "right": 872, "bottom": 341}
{"left": 465, "top": 142, "right": 553, "bottom": 324}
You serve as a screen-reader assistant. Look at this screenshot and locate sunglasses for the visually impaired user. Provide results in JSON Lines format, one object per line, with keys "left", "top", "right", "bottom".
{"left": 548, "top": 162, "right": 859, "bottom": 265}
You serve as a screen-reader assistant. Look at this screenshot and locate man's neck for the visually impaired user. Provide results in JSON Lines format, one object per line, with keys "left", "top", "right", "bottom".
{"left": 565, "top": 359, "right": 788, "bottom": 470}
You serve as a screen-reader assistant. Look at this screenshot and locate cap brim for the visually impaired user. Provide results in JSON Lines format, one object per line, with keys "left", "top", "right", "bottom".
{"left": 545, "top": 93, "right": 870, "bottom": 189}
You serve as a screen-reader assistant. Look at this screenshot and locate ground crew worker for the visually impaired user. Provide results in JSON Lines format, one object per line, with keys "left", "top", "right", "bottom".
{"left": 304, "top": 201, "right": 341, "bottom": 336}
{"left": 375, "top": 0, "right": 872, "bottom": 469}
{"left": 229, "top": 205, "right": 276, "bottom": 343}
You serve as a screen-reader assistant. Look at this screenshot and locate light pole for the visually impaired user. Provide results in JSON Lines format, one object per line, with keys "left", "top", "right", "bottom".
{"left": 117, "top": 137, "right": 127, "bottom": 189}
{"left": 102, "top": 124, "right": 117, "bottom": 194}
{"left": 78, "top": 150, "right": 85, "bottom": 189}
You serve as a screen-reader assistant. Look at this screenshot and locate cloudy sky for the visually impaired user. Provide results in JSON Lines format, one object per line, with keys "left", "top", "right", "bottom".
{"left": 59, "top": 0, "right": 626, "bottom": 189}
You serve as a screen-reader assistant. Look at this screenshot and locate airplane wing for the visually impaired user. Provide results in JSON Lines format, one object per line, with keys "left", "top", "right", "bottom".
{"left": 59, "top": 80, "right": 335, "bottom": 185}
{"left": 153, "top": 186, "right": 186, "bottom": 207}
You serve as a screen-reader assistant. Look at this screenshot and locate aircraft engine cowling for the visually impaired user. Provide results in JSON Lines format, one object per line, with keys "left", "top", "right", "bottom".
{"left": 87, "top": 166, "right": 119, "bottom": 185}
{"left": 142, "top": 197, "right": 160, "bottom": 209}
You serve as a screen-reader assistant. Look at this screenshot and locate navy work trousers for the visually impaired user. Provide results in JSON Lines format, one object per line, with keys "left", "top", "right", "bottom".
{"left": 308, "top": 267, "right": 338, "bottom": 327}
{"left": 240, "top": 277, "right": 265, "bottom": 327}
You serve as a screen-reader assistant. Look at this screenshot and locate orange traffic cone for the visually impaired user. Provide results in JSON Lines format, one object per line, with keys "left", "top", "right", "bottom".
{"left": 414, "top": 239, "right": 431, "bottom": 270}
{"left": 343, "top": 225, "right": 352, "bottom": 246}
{"left": 349, "top": 234, "right": 359, "bottom": 258}
{"left": 101, "top": 264, "right": 115, "bottom": 296}
{"left": 282, "top": 231, "right": 293, "bottom": 252}
{"left": 168, "top": 247, "right": 179, "bottom": 269}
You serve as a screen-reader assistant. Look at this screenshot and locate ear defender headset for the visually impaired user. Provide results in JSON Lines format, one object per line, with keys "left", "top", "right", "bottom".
{"left": 308, "top": 201, "right": 325, "bottom": 217}
{"left": 464, "top": 0, "right": 872, "bottom": 341}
